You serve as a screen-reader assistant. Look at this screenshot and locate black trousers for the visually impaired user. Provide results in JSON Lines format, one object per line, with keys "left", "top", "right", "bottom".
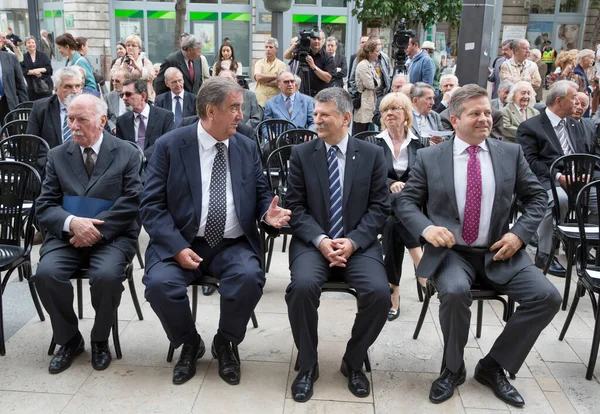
{"left": 382, "top": 212, "right": 421, "bottom": 286}
{"left": 0, "top": 96, "right": 10, "bottom": 127}
{"left": 286, "top": 248, "right": 390, "bottom": 371}
{"left": 33, "top": 244, "right": 129, "bottom": 345}
{"left": 143, "top": 237, "right": 264, "bottom": 348}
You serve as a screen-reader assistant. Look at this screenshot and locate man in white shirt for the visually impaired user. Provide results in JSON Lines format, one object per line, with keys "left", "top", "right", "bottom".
{"left": 399, "top": 84, "right": 559, "bottom": 407}
{"left": 154, "top": 67, "right": 197, "bottom": 126}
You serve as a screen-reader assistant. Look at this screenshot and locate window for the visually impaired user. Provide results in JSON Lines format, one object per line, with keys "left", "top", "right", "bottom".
{"left": 222, "top": 13, "right": 250, "bottom": 74}
{"left": 147, "top": 11, "right": 176, "bottom": 63}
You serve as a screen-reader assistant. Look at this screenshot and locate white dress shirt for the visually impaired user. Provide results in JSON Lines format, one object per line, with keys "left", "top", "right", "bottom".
{"left": 453, "top": 136, "right": 496, "bottom": 247}
{"left": 170, "top": 90, "right": 185, "bottom": 117}
{"left": 134, "top": 104, "right": 151, "bottom": 143}
{"left": 196, "top": 122, "right": 243, "bottom": 239}
{"left": 379, "top": 129, "right": 419, "bottom": 178}
{"left": 545, "top": 107, "right": 574, "bottom": 154}
{"left": 118, "top": 96, "right": 127, "bottom": 117}
{"left": 413, "top": 110, "right": 431, "bottom": 136}
{"left": 62, "top": 134, "right": 104, "bottom": 232}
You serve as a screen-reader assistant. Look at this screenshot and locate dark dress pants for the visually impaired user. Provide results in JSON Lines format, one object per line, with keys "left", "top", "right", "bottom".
{"left": 433, "top": 247, "right": 561, "bottom": 374}
{"left": 382, "top": 209, "right": 421, "bottom": 286}
{"left": 33, "top": 244, "right": 129, "bottom": 345}
{"left": 143, "top": 237, "right": 265, "bottom": 348}
{"left": 286, "top": 248, "right": 390, "bottom": 372}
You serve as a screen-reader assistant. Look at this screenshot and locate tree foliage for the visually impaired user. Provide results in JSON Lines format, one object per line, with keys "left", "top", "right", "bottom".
{"left": 352, "top": 0, "right": 463, "bottom": 28}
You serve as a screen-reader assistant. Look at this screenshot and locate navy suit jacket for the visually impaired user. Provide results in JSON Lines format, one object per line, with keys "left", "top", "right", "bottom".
{"left": 140, "top": 124, "right": 275, "bottom": 270}
{"left": 154, "top": 91, "right": 197, "bottom": 123}
{"left": 264, "top": 93, "right": 314, "bottom": 130}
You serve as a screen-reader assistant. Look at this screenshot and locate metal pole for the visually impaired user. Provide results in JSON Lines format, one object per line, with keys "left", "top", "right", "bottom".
{"left": 27, "top": 0, "right": 40, "bottom": 39}
{"left": 271, "top": 12, "right": 284, "bottom": 60}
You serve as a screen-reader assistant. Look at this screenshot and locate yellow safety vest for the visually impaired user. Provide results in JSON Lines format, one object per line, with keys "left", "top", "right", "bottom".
{"left": 542, "top": 49, "right": 555, "bottom": 63}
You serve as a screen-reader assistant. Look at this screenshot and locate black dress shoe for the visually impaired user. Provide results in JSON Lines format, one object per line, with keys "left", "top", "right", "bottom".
{"left": 387, "top": 308, "right": 400, "bottom": 321}
{"left": 173, "top": 336, "right": 206, "bottom": 385}
{"left": 291, "top": 364, "right": 319, "bottom": 402}
{"left": 474, "top": 360, "right": 524, "bottom": 407}
{"left": 548, "top": 258, "right": 566, "bottom": 278}
{"left": 340, "top": 360, "right": 370, "bottom": 398}
{"left": 91, "top": 341, "right": 112, "bottom": 371}
{"left": 429, "top": 363, "right": 466, "bottom": 403}
{"left": 211, "top": 336, "right": 241, "bottom": 385}
{"left": 49, "top": 333, "right": 84, "bottom": 374}
{"left": 202, "top": 286, "right": 216, "bottom": 296}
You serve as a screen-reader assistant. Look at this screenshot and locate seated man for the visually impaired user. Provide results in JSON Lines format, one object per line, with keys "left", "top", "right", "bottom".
{"left": 33, "top": 94, "right": 143, "bottom": 374}
{"left": 217, "top": 69, "right": 263, "bottom": 130}
{"left": 433, "top": 74, "right": 459, "bottom": 113}
{"left": 285, "top": 87, "right": 390, "bottom": 402}
{"left": 104, "top": 68, "right": 130, "bottom": 135}
{"left": 264, "top": 71, "right": 315, "bottom": 130}
{"left": 154, "top": 67, "right": 197, "bottom": 126}
{"left": 491, "top": 80, "right": 513, "bottom": 110}
{"left": 410, "top": 82, "right": 445, "bottom": 146}
{"left": 141, "top": 77, "right": 290, "bottom": 385}
{"left": 398, "top": 85, "right": 560, "bottom": 407}
{"left": 572, "top": 91, "right": 597, "bottom": 151}
{"left": 517, "top": 80, "right": 592, "bottom": 276}
{"left": 116, "top": 79, "right": 175, "bottom": 162}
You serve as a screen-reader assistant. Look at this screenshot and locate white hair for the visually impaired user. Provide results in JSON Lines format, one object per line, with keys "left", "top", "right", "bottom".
{"left": 546, "top": 80, "right": 578, "bottom": 107}
{"left": 506, "top": 81, "right": 536, "bottom": 105}
{"left": 52, "top": 66, "right": 83, "bottom": 89}
{"left": 577, "top": 49, "right": 595, "bottom": 65}
{"left": 439, "top": 74, "right": 459, "bottom": 86}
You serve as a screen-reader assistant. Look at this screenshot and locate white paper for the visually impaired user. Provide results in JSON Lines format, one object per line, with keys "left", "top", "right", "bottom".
{"left": 423, "top": 129, "right": 454, "bottom": 137}
{"left": 465, "top": 42, "right": 475, "bottom": 51}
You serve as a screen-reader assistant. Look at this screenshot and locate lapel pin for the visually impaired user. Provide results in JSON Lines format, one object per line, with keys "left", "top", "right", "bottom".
{"left": 352, "top": 155, "right": 356, "bottom": 160}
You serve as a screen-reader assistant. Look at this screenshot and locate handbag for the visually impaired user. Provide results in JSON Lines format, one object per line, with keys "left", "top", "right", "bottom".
{"left": 352, "top": 91, "right": 362, "bottom": 110}
{"left": 32, "top": 77, "right": 51, "bottom": 95}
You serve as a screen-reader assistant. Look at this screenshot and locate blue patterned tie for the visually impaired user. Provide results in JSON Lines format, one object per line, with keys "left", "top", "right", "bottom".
{"left": 328, "top": 146, "right": 343, "bottom": 239}
{"left": 174, "top": 96, "right": 182, "bottom": 126}
{"left": 62, "top": 112, "right": 72, "bottom": 142}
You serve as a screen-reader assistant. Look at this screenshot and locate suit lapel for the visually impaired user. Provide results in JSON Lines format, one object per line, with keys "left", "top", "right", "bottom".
{"left": 438, "top": 140, "right": 459, "bottom": 219}
{"left": 179, "top": 130, "right": 203, "bottom": 224}
{"left": 291, "top": 94, "right": 302, "bottom": 121}
{"left": 566, "top": 118, "right": 586, "bottom": 153}
{"left": 277, "top": 95, "right": 290, "bottom": 120}
{"left": 540, "top": 111, "right": 563, "bottom": 155}
{"left": 163, "top": 94, "right": 173, "bottom": 111}
{"left": 184, "top": 94, "right": 194, "bottom": 115}
{"left": 228, "top": 136, "right": 243, "bottom": 220}
{"left": 312, "top": 139, "right": 330, "bottom": 216}
{"left": 145, "top": 106, "right": 157, "bottom": 146}
{"left": 343, "top": 137, "right": 360, "bottom": 211}
{"left": 50, "top": 96, "right": 62, "bottom": 142}
{"left": 125, "top": 111, "right": 136, "bottom": 142}
{"left": 177, "top": 52, "right": 192, "bottom": 84}
{"left": 86, "top": 133, "right": 115, "bottom": 192}
{"left": 487, "top": 139, "right": 506, "bottom": 240}
{"left": 66, "top": 141, "right": 90, "bottom": 189}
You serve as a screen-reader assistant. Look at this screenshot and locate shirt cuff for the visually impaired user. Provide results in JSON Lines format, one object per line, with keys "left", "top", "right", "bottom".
{"left": 63, "top": 215, "right": 75, "bottom": 233}
{"left": 555, "top": 172, "right": 562, "bottom": 181}
{"left": 312, "top": 234, "right": 328, "bottom": 249}
{"left": 421, "top": 225, "right": 434, "bottom": 238}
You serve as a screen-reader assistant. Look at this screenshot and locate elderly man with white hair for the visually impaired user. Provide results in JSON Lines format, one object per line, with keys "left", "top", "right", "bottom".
{"left": 529, "top": 49, "right": 547, "bottom": 102}
{"left": 39, "top": 29, "right": 55, "bottom": 59}
{"left": 572, "top": 49, "right": 596, "bottom": 117}
{"left": 492, "top": 80, "right": 513, "bottom": 110}
{"left": 501, "top": 81, "right": 540, "bottom": 142}
{"left": 572, "top": 91, "right": 597, "bottom": 152}
{"left": 433, "top": 74, "right": 459, "bottom": 113}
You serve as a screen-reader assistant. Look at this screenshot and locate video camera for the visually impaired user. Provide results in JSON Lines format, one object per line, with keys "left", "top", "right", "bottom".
{"left": 292, "top": 26, "right": 320, "bottom": 64}
{"left": 392, "top": 19, "right": 415, "bottom": 75}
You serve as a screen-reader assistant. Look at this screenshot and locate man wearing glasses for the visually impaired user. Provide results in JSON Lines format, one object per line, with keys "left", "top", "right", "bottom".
{"left": 105, "top": 68, "right": 130, "bottom": 135}
{"left": 263, "top": 71, "right": 314, "bottom": 130}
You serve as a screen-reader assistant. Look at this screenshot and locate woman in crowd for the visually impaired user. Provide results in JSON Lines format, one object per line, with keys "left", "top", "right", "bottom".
{"left": 111, "top": 42, "right": 126, "bottom": 68}
{"left": 212, "top": 42, "right": 242, "bottom": 76}
{"left": 75, "top": 36, "right": 89, "bottom": 56}
{"left": 376, "top": 92, "right": 423, "bottom": 321}
{"left": 55, "top": 33, "right": 97, "bottom": 91}
{"left": 353, "top": 39, "right": 380, "bottom": 134}
{"left": 21, "top": 36, "right": 53, "bottom": 101}
{"left": 546, "top": 49, "right": 578, "bottom": 87}
{"left": 501, "top": 81, "right": 539, "bottom": 143}
{"left": 111, "top": 34, "right": 156, "bottom": 101}
{"left": 572, "top": 49, "right": 597, "bottom": 117}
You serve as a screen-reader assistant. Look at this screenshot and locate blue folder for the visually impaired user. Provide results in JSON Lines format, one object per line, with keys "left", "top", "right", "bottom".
{"left": 62, "top": 196, "right": 114, "bottom": 218}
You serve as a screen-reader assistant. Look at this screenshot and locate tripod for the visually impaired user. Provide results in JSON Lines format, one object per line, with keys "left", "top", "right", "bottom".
{"left": 290, "top": 58, "right": 312, "bottom": 96}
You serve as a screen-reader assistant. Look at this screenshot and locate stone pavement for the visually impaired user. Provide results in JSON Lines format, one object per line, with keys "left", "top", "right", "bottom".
{"left": 1, "top": 231, "right": 599, "bottom": 413}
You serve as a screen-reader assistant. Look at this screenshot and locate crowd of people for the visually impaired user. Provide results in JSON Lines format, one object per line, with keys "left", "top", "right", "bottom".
{"left": 2, "top": 25, "right": 600, "bottom": 409}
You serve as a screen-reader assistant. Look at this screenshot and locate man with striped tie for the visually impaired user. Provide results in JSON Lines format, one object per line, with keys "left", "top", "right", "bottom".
{"left": 285, "top": 87, "right": 390, "bottom": 402}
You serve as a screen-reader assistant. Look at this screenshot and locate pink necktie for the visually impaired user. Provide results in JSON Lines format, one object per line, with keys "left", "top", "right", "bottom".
{"left": 462, "top": 146, "right": 481, "bottom": 245}
{"left": 188, "top": 60, "right": 195, "bottom": 80}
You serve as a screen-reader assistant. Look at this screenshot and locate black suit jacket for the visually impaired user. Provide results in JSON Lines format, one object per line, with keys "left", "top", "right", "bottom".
{"left": 115, "top": 105, "right": 175, "bottom": 162}
{"left": 330, "top": 53, "right": 348, "bottom": 88}
{"left": 286, "top": 137, "right": 390, "bottom": 264}
{"left": 179, "top": 115, "right": 254, "bottom": 139}
{"left": 516, "top": 110, "right": 590, "bottom": 190}
{"left": 375, "top": 135, "right": 422, "bottom": 186}
{"left": 154, "top": 50, "right": 202, "bottom": 96}
{"left": 27, "top": 94, "right": 62, "bottom": 148}
{"left": 154, "top": 91, "right": 197, "bottom": 122}
{"left": 433, "top": 93, "right": 448, "bottom": 113}
{"left": 0, "top": 50, "right": 27, "bottom": 111}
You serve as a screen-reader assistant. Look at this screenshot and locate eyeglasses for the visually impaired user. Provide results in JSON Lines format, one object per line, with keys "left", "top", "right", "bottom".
{"left": 125, "top": 44, "right": 139, "bottom": 48}
{"left": 383, "top": 106, "right": 404, "bottom": 113}
{"left": 112, "top": 79, "right": 122, "bottom": 84}
{"left": 119, "top": 91, "right": 137, "bottom": 98}
{"left": 282, "top": 80, "right": 296, "bottom": 84}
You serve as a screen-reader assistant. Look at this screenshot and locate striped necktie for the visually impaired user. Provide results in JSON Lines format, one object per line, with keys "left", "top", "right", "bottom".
{"left": 62, "top": 111, "right": 72, "bottom": 142}
{"left": 556, "top": 120, "right": 572, "bottom": 155}
{"left": 328, "top": 146, "right": 343, "bottom": 239}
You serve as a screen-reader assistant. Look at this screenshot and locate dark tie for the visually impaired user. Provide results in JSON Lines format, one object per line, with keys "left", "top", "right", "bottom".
{"left": 188, "top": 60, "right": 195, "bottom": 80}
{"left": 137, "top": 114, "right": 146, "bottom": 149}
{"left": 462, "top": 146, "right": 481, "bottom": 245}
{"left": 83, "top": 147, "right": 95, "bottom": 178}
{"left": 205, "top": 143, "right": 227, "bottom": 248}
{"left": 62, "top": 111, "right": 72, "bottom": 142}
{"left": 328, "top": 146, "right": 343, "bottom": 239}
{"left": 174, "top": 96, "right": 182, "bottom": 126}
{"left": 285, "top": 97, "right": 292, "bottom": 116}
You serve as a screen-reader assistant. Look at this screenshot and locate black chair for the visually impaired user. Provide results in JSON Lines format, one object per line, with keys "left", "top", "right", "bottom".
{"left": 559, "top": 180, "right": 600, "bottom": 380}
{"left": 275, "top": 128, "right": 318, "bottom": 148}
{"left": 0, "top": 161, "right": 46, "bottom": 355}
{"left": 0, "top": 120, "right": 29, "bottom": 138}
{"left": 352, "top": 130, "right": 379, "bottom": 144}
{"left": 125, "top": 141, "right": 146, "bottom": 270}
{"left": 254, "top": 119, "right": 296, "bottom": 164}
{"left": 46, "top": 262, "right": 138, "bottom": 360}
{"left": 0, "top": 135, "right": 49, "bottom": 168}
{"left": 3, "top": 108, "right": 32, "bottom": 125}
{"left": 166, "top": 275, "right": 259, "bottom": 363}
{"left": 547, "top": 154, "right": 600, "bottom": 310}
{"left": 15, "top": 101, "right": 35, "bottom": 110}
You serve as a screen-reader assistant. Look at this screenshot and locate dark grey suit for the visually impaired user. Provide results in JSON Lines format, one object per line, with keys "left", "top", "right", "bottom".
{"left": 33, "top": 132, "right": 143, "bottom": 345}
{"left": 39, "top": 36, "right": 55, "bottom": 60}
{"left": 411, "top": 110, "right": 444, "bottom": 147}
{"left": 0, "top": 50, "right": 28, "bottom": 125}
{"left": 242, "top": 90, "right": 263, "bottom": 130}
{"left": 330, "top": 53, "right": 348, "bottom": 88}
{"left": 104, "top": 91, "right": 125, "bottom": 133}
{"left": 154, "top": 50, "right": 203, "bottom": 96}
{"left": 154, "top": 91, "right": 197, "bottom": 124}
{"left": 285, "top": 137, "right": 391, "bottom": 372}
{"left": 398, "top": 138, "right": 560, "bottom": 374}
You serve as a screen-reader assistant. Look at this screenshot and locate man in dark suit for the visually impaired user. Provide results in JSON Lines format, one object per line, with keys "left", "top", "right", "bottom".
{"left": 116, "top": 79, "right": 175, "bottom": 163}
{"left": 39, "top": 30, "right": 55, "bottom": 60}
{"left": 0, "top": 33, "right": 28, "bottom": 126}
{"left": 285, "top": 87, "right": 390, "bottom": 402}
{"left": 399, "top": 85, "right": 560, "bottom": 407}
{"left": 154, "top": 67, "right": 196, "bottom": 127}
{"left": 141, "top": 77, "right": 291, "bottom": 385}
{"left": 264, "top": 71, "right": 314, "bottom": 130}
{"left": 410, "top": 82, "right": 445, "bottom": 147}
{"left": 572, "top": 91, "right": 596, "bottom": 149}
{"left": 517, "top": 80, "right": 593, "bottom": 276}
{"left": 218, "top": 70, "right": 263, "bottom": 130}
{"left": 325, "top": 36, "right": 347, "bottom": 88}
{"left": 32, "top": 94, "right": 142, "bottom": 374}
{"left": 179, "top": 114, "right": 254, "bottom": 139}
{"left": 154, "top": 35, "right": 204, "bottom": 96}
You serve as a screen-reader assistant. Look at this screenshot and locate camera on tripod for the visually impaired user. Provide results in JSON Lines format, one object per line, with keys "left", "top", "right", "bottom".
{"left": 392, "top": 19, "right": 415, "bottom": 75}
{"left": 292, "top": 26, "right": 320, "bottom": 64}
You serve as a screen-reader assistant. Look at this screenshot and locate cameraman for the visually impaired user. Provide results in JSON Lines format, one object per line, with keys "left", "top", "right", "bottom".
{"left": 285, "top": 31, "right": 335, "bottom": 96}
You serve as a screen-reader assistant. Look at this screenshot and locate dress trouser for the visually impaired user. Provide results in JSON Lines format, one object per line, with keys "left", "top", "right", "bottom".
{"left": 33, "top": 244, "right": 129, "bottom": 345}
{"left": 382, "top": 212, "right": 421, "bottom": 286}
{"left": 143, "top": 237, "right": 264, "bottom": 348}
{"left": 286, "top": 248, "right": 390, "bottom": 372}
{"left": 432, "top": 247, "right": 561, "bottom": 374}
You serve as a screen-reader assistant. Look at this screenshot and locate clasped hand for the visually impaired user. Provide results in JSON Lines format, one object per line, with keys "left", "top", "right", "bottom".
{"left": 318, "top": 238, "right": 355, "bottom": 268}
{"left": 69, "top": 217, "right": 104, "bottom": 248}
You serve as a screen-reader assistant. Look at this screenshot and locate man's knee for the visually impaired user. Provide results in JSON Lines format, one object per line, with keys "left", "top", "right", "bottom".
{"left": 286, "top": 273, "right": 322, "bottom": 300}
{"left": 88, "top": 266, "right": 127, "bottom": 290}
{"left": 143, "top": 266, "right": 188, "bottom": 305}
{"left": 32, "top": 258, "right": 70, "bottom": 287}
{"left": 437, "top": 282, "right": 472, "bottom": 307}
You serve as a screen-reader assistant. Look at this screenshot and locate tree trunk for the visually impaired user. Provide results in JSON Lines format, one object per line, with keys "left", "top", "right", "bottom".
{"left": 174, "top": 0, "right": 187, "bottom": 51}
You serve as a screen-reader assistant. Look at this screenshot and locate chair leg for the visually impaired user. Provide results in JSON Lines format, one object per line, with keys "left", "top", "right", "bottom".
{"left": 27, "top": 278, "right": 45, "bottom": 322}
{"left": 562, "top": 242, "right": 575, "bottom": 311}
{"left": 559, "top": 281, "right": 583, "bottom": 341}
{"left": 282, "top": 234, "right": 288, "bottom": 253}
{"left": 77, "top": 279, "right": 83, "bottom": 319}
{"left": 294, "top": 354, "right": 299, "bottom": 371}
{"left": 127, "top": 272, "right": 144, "bottom": 321}
{"left": 167, "top": 344, "right": 175, "bottom": 362}
{"left": 113, "top": 313, "right": 122, "bottom": 359}
{"left": 192, "top": 285, "right": 199, "bottom": 322}
{"left": 250, "top": 312, "right": 258, "bottom": 329}
{"left": 416, "top": 278, "right": 424, "bottom": 303}
{"left": 364, "top": 353, "right": 372, "bottom": 372}
{"left": 0, "top": 291, "right": 5, "bottom": 356}
{"left": 17, "top": 266, "right": 23, "bottom": 282}
{"left": 476, "top": 300, "right": 484, "bottom": 339}
{"left": 586, "top": 294, "right": 600, "bottom": 380}
{"left": 266, "top": 237, "right": 275, "bottom": 273}
{"left": 413, "top": 290, "right": 431, "bottom": 339}
{"left": 136, "top": 241, "right": 144, "bottom": 269}
{"left": 48, "top": 335, "right": 57, "bottom": 355}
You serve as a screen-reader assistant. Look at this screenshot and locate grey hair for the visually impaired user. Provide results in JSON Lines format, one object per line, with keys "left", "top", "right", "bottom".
{"left": 530, "top": 49, "right": 541, "bottom": 60}
{"left": 181, "top": 35, "right": 203, "bottom": 51}
{"left": 265, "top": 37, "right": 279, "bottom": 49}
{"left": 511, "top": 39, "right": 527, "bottom": 53}
{"left": 314, "top": 87, "right": 352, "bottom": 117}
{"left": 498, "top": 80, "right": 514, "bottom": 93}
{"left": 40, "top": 29, "right": 47, "bottom": 36}
{"left": 392, "top": 73, "right": 408, "bottom": 83}
{"left": 577, "top": 49, "right": 595, "bottom": 65}
{"left": 501, "top": 39, "right": 513, "bottom": 48}
{"left": 276, "top": 70, "right": 295, "bottom": 83}
{"left": 68, "top": 93, "right": 108, "bottom": 125}
{"left": 294, "top": 75, "right": 301, "bottom": 87}
{"left": 410, "top": 82, "right": 435, "bottom": 100}
{"left": 545, "top": 80, "right": 578, "bottom": 107}
{"left": 23, "top": 36, "right": 36, "bottom": 44}
{"left": 52, "top": 66, "right": 83, "bottom": 89}
{"left": 164, "top": 67, "right": 183, "bottom": 81}
{"left": 506, "top": 81, "right": 536, "bottom": 105}
{"left": 439, "top": 74, "right": 459, "bottom": 86}
{"left": 449, "top": 84, "right": 490, "bottom": 118}
{"left": 217, "top": 69, "right": 237, "bottom": 81}
{"left": 326, "top": 36, "right": 337, "bottom": 45}
{"left": 197, "top": 77, "right": 243, "bottom": 119}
